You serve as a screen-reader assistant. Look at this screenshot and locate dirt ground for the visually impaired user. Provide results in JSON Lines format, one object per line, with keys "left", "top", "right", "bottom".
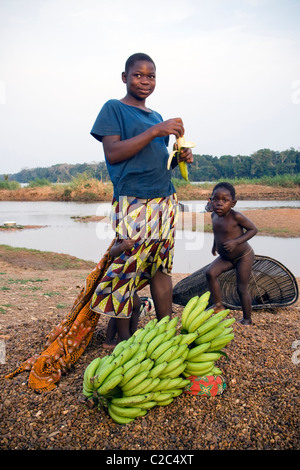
{"left": 0, "top": 247, "right": 299, "bottom": 452}
{"left": 0, "top": 182, "right": 299, "bottom": 202}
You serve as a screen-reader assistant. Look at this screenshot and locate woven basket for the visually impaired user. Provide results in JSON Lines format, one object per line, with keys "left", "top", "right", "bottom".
{"left": 172, "top": 255, "right": 299, "bottom": 310}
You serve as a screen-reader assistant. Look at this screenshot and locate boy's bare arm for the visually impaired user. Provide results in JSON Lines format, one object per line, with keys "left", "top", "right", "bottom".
{"left": 223, "top": 212, "right": 257, "bottom": 253}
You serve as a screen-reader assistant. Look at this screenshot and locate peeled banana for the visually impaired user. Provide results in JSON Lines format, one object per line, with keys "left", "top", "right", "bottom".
{"left": 167, "top": 136, "right": 196, "bottom": 181}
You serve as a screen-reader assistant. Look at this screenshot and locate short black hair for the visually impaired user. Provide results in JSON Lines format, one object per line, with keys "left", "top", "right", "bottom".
{"left": 124, "top": 53, "right": 156, "bottom": 74}
{"left": 212, "top": 182, "right": 236, "bottom": 199}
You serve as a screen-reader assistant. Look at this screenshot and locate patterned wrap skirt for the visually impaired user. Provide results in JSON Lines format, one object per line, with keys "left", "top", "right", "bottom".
{"left": 90, "top": 193, "right": 178, "bottom": 318}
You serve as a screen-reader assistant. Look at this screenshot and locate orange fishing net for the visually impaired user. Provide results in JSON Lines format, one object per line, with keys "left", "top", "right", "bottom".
{"left": 5, "top": 241, "right": 115, "bottom": 393}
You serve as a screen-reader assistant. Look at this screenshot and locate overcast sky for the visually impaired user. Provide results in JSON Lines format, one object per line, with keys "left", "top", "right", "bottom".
{"left": 0, "top": 0, "right": 300, "bottom": 174}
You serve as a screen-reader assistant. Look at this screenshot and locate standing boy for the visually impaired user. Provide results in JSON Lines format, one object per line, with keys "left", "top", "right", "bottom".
{"left": 206, "top": 182, "right": 257, "bottom": 325}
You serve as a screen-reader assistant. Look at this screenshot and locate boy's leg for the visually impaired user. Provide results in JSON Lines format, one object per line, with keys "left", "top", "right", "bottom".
{"left": 206, "top": 257, "right": 234, "bottom": 311}
{"left": 235, "top": 251, "right": 254, "bottom": 325}
{"left": 150, "top": 268, "right": 173, "bottom": 320}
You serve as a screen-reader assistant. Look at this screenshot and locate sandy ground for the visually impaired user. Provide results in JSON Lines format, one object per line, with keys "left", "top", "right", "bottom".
{"left": 0, "top": 247, "right": 299, "bottom": 451}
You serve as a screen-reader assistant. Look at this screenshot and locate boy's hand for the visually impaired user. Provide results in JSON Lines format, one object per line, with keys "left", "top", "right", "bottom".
{"left": 223, "top": 239, "right": 238, "bottom": 253}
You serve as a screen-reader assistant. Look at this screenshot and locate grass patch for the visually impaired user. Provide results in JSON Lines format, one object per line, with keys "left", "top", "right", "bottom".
{"left": 7, "top": 278, "right": 48, "bottom": 284}
{"left": 56, "top": 303, "right": 66, "bottom": 309}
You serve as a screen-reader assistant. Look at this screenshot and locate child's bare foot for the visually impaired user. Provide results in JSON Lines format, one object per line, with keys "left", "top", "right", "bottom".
{"left": 212, "top": 302, "right": 225, "bottom": 313}
{"left": 239, "top": 318, "right": 252, "bottom": 325}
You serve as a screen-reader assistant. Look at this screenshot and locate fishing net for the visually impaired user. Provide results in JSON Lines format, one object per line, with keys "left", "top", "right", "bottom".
{"left": 172, "top": 255, "right": 299, "bottom": 310}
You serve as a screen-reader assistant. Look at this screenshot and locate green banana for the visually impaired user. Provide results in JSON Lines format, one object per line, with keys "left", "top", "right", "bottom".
{"left": 97, "top": 373, "right": 123, "bottom": 397}
{"left": 147, "top": 361, "right": 168, "bottom": 379}
{"left": 181, "top": 296, "right": 199, "bottom": 330}
{"left": 108, "top": 405, "right": 135, "bottom": 424}
{"left": 167, "top": 388, "right": 184, "bottom": 398}
{"left": 121, "top": 370, "right": 150, "bottom": 392}
{"left": 103, "top": 364, "right": 126, "bottom": 383}
{"left": 158, "top": 357, "right": 185, "bottom": 376}
{"left": 92, "top": 361, "right": 117, "bottom": 389}
{"left": 210, "top": 366, "right": 223, "bottom": 375}
{"left": 194, "top": 325, "right": 226, "bottom": 345}
{"left": 155, "top": 315, "right": 170, "bottom": 327}
{"left": 198, "top": 291, "right": 211, "bottom": 304}
{"left": 109, "top": 403, "right": 144, "bottom": 419}
{"left": 150, "top": 338, "right": 177, "bottom": 361}
{"left": 219, "top": 317, "right": 236, "bottom": 328}
{"left": 184, "top": 363, "right": 214, "bottom": 377}
{"left": 82, "top": 387, "right": 94, "bottom": 399}
{"left": 146, "top": 331, "right": 169, "bottom": 357}
{"left": 184, "top": 360, "right": 215, "bottom": 372}
{"left": 83, "top": 357, "right": 102, "bottom": 386}
{"left": 137, "top": 400, "right": 157, "bottom": 410}
{"left": 118, "top": 363, "right": 142, "bottom": 387}
{"left": 140, "top": 358, "right": 155, "bottom": 372}
{"left": 162, "top": 377, "right": 185, "bottom": 390}
{"left": 157, "top": 398, "right": 174, "bottom": 406}
{"left": 130, "top": 349, "right": 147, "bottom": 364}
{"left": 185, "top": 302, "right": 209, "bottom": 332}
{"left": 171, "top": 343, "right": 189, "bottom": 361}
{"left": 221, "top": 327, "right": 233, "bottom": 336}
{"left": 195, "top": 310, "right": 229, "bottom": 337}
{"left": 188, "top": 352, "right": 222, "bottom": 362}
{"left": 111, "top": 393, "right": 154, "bottom": 407}
{"left": 187, "top": 307, "right": 214, "bottom": 333}
{"left": 155, "top": 345, "right": 179, "bottom": 365}
{"left": 123, "top": 377, "right": 153, "bottom": 397}
{"left": 165, "top": 316, "right": 179, "bottom": 331}
{"left": 144, "top": 318, "right": 158, "bottom": 330}
{"left": 132, "top": 327, "right": 151, "bottom": 344}
{"left": 142, "top": 327, "right": 160, "bottom": 344}
{"left": 159, "top": 361, "right": 186, "bottom": 379}
{"left": 111, "top": 340, "right": 128, "bottom": 358}
{"left": 186, "top": 342, "right": 211, "bottom": 360}
{"left": 206, "top": 333, "right": 234, "bottom": 351}
{"left": 175, "top": 378, "right": 191, "bottom": 388}
{"left": 152, "top": 391, "right": 173, "bottom": 402}
{"left": 151, "top": 377, "right": 172, "bottom": 392}
{"left": 139, "top": 377, "right": 160, "bottom": 394}
{"left": 121, "top": 356, "right": 141, "bottom": 374}
{"left": 163, "top": 327, "right": 177, "bottom": 342}
{"left": 156, "top": 322, "right": 169, "bottom": 335}
{"left": 179, "top": 332, "right": 198, "bottom": 345}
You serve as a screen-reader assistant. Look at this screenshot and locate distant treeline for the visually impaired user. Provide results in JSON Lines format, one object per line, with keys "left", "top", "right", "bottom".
{"left": 2, "top": 148, "right": 300, "bottom": 183}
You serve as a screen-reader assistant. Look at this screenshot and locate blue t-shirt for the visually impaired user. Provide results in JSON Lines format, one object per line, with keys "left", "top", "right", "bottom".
{"left": 90, "top": 99, "right": 176, "bottom": 199}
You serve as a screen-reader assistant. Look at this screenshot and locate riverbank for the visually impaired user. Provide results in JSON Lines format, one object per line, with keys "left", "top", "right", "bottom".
{"left": 0, "top": 247, "right": 299, "bottom": 451}
{"left": 0, "top": 182, "right": 300, "bottom": 202}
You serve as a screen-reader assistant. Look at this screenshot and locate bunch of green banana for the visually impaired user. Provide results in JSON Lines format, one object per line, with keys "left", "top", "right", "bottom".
{"left": 82, "top": 315, "right": 194, "bottom": 424}
{"left": 180, "top": 292, "right": 235, "bottom": 378}
{"left": 167, "top": 136, "right": 196, "bottom": 181}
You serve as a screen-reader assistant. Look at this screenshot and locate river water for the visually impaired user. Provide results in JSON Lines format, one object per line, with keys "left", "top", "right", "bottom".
{"left": 0, "top": 200, "right": 299, "bottom": 276}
